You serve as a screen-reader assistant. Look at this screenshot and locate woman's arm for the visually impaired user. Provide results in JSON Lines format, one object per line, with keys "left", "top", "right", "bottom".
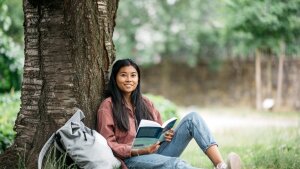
{"left": 130, "top": 142, "right": 160, "bottom": 156}
{"left": 97, "top": 99, "right": 132, "bottom": 158}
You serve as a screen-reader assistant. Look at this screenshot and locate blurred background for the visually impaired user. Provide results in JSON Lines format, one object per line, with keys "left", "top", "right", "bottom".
{"left": 113, "top": 0, "right": 300, "bottom": 110}
{"left": 1, "top": 0, "right": 299, "bottom": 168}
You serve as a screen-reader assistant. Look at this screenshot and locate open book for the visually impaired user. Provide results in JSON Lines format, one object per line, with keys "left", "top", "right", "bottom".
{"left": 132, "top": 117, "right": 177, "bottom": 149}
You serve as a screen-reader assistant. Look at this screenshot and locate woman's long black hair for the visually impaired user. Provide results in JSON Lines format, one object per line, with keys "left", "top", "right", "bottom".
{"left": 106, "top": 59, "right": 153, "bottom": 132}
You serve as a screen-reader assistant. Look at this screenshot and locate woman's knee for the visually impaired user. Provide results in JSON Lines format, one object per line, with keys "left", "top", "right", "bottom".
{"left": 185, "top": 112, "right": 203, "bottom": 121}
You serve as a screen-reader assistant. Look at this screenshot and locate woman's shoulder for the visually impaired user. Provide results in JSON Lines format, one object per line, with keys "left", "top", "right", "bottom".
{"left": 98, "top": 97, "right": 113, "bottom": 115}
{"left": 100, "top": 97, "right": 113, "bottom": 107}
{"left": 142, "top": 95, "right": 154, "bottom": 105}
{"left": 102, "top": 97, "right": 112, "bottom": 103}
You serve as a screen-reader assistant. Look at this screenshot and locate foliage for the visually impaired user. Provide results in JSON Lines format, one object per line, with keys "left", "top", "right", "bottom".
{"left": 114, "top": 0, "right": 300, "bottom": 65}
{"left": 0, "top": 0, "right": 24, "bottom": 93}
{"left": 0, "top": 0, "right": 23, "bottom": 43}
{"left": 0, "top": 92, "right": 20, "bottom": 154}
{"left": 2, "top": 0, "right": 300, "bottom": 86}
{"left": 144, "top": 93, "right": 179, "bottom": 121}
{"left": 224, "top": 0, "right": 300, "bottom": 55}
{"left": 114, "top": 0, "right": 226, "bottom": 66}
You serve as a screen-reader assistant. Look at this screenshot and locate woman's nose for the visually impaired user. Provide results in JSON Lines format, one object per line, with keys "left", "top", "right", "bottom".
{"left": 125, "top": 76, "right": 131, "bottom": 81}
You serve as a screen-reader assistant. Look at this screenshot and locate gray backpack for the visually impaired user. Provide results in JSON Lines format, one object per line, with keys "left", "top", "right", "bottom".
{"left": 38, "top": 109, "right": 121, "bottom": 169}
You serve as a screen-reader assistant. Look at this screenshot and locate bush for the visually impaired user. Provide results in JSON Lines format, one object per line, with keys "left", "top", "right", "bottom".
{"left": 0, "top": 91, "right": 20, "bottom": 154}
{"left": 144, "top": 93, "right": 179, "bottom": 121}
{"left": 0, "top": 1, "right": 24, "bottom": 93}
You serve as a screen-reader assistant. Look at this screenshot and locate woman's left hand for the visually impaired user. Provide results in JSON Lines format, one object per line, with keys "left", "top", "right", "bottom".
{"left": 164, "top": 128, "right": 174, "bottom": 142}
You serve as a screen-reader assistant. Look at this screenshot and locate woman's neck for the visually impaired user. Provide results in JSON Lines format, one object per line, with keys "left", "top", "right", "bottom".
{"left": 123, "top": 94, "right": 132, "bottom": 107}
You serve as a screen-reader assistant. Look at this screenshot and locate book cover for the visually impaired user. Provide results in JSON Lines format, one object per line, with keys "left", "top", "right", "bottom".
{"left": 132, "top": 117, "right": 177, "bottom": 149}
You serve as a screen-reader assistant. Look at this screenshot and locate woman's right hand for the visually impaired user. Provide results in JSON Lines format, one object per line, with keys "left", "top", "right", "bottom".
{"left": 146, "top": 142, "right": 160, "bottom": 154}
{"left": 131, "top": 142, "right": 160, "bottom": 156}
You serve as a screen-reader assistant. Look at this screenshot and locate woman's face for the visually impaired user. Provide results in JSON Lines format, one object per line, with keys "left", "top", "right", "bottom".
{"left": 116, "top": 65, "right": 139, "bottom": 96}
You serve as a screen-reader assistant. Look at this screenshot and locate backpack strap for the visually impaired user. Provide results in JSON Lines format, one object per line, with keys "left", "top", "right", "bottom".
{"left": 53, "top": 133, "right": 66, "bottom": 153}
{"left": 38, "top": 133, "right": 55, "bottom": 169}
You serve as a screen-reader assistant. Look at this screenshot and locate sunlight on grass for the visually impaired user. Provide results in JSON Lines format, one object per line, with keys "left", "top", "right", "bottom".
{"left": 181, "top": 139, "right": 213, "bottom": 169}
{"left": 181, "top": 126, "right": 300, "bottom": 169}
{"left": 1, "top": 93, "right": 300, "bottom": 169}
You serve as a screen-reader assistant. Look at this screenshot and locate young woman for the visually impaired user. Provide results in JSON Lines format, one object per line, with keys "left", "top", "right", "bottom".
{"left": 97, "top": 59, "right": 241, "bottom": 169}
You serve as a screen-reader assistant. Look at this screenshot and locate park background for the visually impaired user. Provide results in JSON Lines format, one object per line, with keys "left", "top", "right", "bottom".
{"left": 0, "top": 0, "right": 299, "bottom": 168}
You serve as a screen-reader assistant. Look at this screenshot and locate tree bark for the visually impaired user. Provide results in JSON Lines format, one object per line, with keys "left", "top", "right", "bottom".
{"left": 0, "top": 0, "right": 119, "bottom": 168}
{"left": 255, "top": 49, "right": 262, "bottom": 110}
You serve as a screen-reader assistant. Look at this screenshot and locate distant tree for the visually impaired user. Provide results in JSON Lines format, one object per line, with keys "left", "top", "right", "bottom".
{"left": 225, "top": 0, "right": 300, "bottom": 109}
{"left": 0, "top": 0, "right": 118, "bottom": 168}
{"left": 114, "top": 0, "right": 225, "bottom": 66}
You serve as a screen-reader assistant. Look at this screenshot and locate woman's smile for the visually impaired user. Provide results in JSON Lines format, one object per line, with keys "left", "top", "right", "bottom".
{"left": 116, "top": 65, "right": 138, "bottom": 95}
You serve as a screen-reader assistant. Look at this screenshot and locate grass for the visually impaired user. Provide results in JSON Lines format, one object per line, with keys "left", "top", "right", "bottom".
{"left": 1, "top": 93, "right": 300, "bottom": 169}
{"left": 43, "top": 147, "right": 78, "bottom": 169}
{"left": 180, "top": 108, "right": 300, "bottom": 169}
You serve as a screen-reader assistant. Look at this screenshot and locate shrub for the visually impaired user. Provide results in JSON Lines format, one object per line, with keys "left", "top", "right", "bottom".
{"left": 0, "top": 91, "right": 20, "bottom": 154}
{"left": 144, "top": 93, "right": 179, "bottom": 121}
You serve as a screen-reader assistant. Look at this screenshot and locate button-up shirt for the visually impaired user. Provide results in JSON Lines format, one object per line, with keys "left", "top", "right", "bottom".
{"left": 97, "top": 96, "right": 162, "bottom": 169}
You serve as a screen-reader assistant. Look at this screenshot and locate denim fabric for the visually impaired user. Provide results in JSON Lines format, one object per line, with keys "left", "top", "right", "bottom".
{"left": 124, "top": 112, "right": 216, "bottom": 169}
{"left": 124, "top": 154, "right": 199, "bottom": 169}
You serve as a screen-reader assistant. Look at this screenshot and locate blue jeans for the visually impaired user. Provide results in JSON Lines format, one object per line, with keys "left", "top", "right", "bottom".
{"left": 124, "top": 112, "right": 217, "bottom": 169}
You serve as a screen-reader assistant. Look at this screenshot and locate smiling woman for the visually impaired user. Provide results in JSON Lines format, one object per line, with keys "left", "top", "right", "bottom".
{"left": 116, "top": 66, "right": 139, "bottom": 100}
{"left": 97, "top": 59, "right": 242, "bottom": 169}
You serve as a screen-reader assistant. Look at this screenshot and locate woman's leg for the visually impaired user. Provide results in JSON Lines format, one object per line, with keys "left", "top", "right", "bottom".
{"left": 157, "top": 112, "right": 224, "bottom": 167}
{"left": 124, "top": 154, "right": 200, "bottom": 169}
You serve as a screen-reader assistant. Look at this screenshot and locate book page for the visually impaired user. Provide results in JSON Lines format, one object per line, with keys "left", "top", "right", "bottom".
{"left": 139, "top": 119, "right": 161, "bottom": 128}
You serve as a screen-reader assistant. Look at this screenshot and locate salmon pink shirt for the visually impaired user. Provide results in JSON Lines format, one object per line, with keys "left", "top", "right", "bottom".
{"left": 97, "top": 97, "right": 163, "bottom": 169}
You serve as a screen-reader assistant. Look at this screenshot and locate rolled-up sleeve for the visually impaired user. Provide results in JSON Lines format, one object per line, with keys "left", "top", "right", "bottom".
{"left": 97, "top": 99, "right": 132, "bottom": 159}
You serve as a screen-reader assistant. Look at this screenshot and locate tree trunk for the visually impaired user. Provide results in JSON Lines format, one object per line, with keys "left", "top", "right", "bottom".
{"left": 292, "top": 60, "right": 300, "bottom": 110}
{"left": 275, "top": 41, "right": 285, "bottom": 109}
{"left": 0, "top": 0, "right": 119, "bottom": 168}
{"left": 255, "top": 49, "right": 262, "bottom": 110}
{"left": 266, "top": 51, "right": 273, "bottom": 98}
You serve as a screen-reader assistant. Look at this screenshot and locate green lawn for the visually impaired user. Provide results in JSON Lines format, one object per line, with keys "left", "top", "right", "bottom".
{"left": 181, "top": 109, "right": 300, "bottom": 169}
{"left": 1, "top": 93, "right": 300, "bottom": 169}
